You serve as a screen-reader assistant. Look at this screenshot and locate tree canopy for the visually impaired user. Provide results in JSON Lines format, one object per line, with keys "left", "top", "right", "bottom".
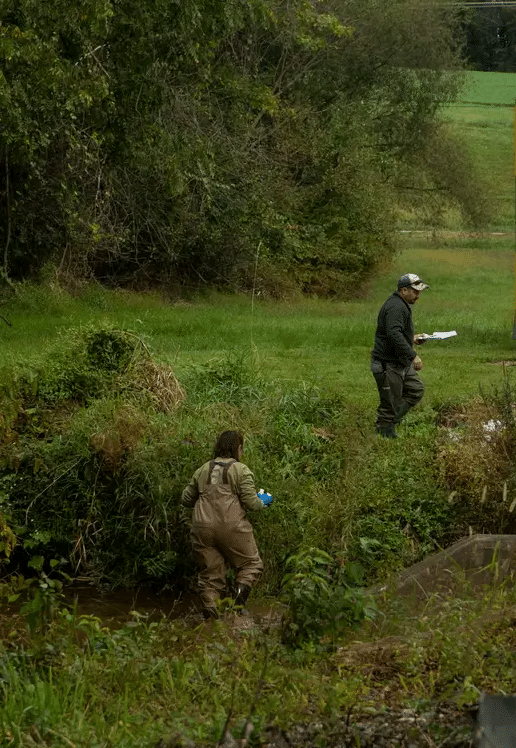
{"left": 0, "top": 0, "right": 488, "bottom": 295}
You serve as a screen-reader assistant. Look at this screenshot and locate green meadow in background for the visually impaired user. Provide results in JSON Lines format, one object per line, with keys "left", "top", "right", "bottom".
{"left": 2, "top": 234, "right": 514, "bottom": 415}
{"left": 447, "top": 69, "right": 516, "bottom": 229}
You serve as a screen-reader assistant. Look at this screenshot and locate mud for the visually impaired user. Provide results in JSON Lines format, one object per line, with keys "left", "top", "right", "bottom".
{"left": 157, "top": 703, "right": 475, "bottom": 747}
{"left": 61, "top": 584, "right": 284, "bottom": 629}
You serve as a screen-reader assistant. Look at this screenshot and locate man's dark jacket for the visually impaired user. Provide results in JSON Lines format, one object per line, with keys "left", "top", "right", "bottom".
{"left": 371, "top": 292, "right": 416, "bottom": 368}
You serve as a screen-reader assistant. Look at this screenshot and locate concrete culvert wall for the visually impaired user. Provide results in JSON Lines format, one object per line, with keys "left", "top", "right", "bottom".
{"left": 381, "top": 534, "right": 516, "bottom": 603}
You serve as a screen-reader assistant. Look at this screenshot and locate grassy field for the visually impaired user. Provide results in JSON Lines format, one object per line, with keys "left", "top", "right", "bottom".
{"left": 458, "top": 70, "right": 516, "bottom": 105}
{"left": 2, "top": 232, "right": 515, "bottom": 415}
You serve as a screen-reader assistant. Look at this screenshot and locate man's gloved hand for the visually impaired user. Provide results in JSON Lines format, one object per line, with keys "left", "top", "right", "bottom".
{"left": 413, "top": 334, "right": 428, "bottom": 345}
{"left": 257, "top": 489, "right": 273, "bottom": 507}
{"left": 413, "top": 355, "right": 423, "bottom": 371}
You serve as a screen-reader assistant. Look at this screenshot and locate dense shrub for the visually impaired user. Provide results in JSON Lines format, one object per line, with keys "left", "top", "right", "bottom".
{"left": 0, "top": 0, "right": 487, "bottom": 296}
{"left": 0, "top": 327, "right": 189, "bottom": 586}
{"left": 0, "top": 331, "right": 359, "bottom": 588}
{"left": 280, "top": 547, "right": 377, "bottom": 648}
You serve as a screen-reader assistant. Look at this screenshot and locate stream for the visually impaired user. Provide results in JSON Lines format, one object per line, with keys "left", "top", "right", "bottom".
{"left": 60, "top": 584, "right": 284, "bottom": 628}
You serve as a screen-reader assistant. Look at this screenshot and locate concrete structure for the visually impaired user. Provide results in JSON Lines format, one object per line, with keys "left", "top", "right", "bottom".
{"left": 384, "top": 534, "right": 516, "bottom": 601}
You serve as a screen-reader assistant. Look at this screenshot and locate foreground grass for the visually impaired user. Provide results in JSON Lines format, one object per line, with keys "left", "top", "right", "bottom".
{"left": 2, "top": 578, "right": 516, "bottom": 747}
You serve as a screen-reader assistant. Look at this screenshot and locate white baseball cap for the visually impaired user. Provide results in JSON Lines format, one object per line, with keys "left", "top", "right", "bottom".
{"left": 397, "top": 273, "right": 429, "bottom": 291}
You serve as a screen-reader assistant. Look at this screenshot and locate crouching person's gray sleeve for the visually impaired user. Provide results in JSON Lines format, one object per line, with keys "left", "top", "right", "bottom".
{"left": 181, "top": 469, "right": 201, "bottom": 508}
{"left": 233, "top": 463, "right": 264, "bottom": 512}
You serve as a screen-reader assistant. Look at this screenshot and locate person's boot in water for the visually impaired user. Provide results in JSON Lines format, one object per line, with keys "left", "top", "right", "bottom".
{"left": 234, "top": 583, "right": 252, "bottom": 614}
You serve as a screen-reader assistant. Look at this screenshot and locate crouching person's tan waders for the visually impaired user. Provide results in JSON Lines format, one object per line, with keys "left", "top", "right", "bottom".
{"left": 190, "top": 459, "right": 263, "bottom": 618}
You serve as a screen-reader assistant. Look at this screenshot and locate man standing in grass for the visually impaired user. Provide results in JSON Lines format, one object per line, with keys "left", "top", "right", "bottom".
{"left": 370, "top": 273, "right": 429, "bottom": 438}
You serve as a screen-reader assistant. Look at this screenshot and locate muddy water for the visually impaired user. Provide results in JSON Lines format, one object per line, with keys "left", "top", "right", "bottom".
{"left": 63, "top": 585, "right": 284, "bottom": 627}
{"left": 64, "top": 585, "right": 200, "bottom": 623}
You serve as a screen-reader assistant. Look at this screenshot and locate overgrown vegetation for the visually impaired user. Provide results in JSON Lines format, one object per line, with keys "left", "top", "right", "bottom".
{"left": 437, "top": 376, "right": 516, "bottom": 535}
{"left": 280, "top": 547, "right": 377, "bottom": 647}
{"left": 0, "top": 247, "right": 514, "bottom": 744}
{"left": 0, "top": 0, "right": 491, "bottom": 296}
{"left": 1, "top": 320, "right": 515, "bottom": 599}
{"left": 0, "top": 564, "right": 515, "bottom": 746}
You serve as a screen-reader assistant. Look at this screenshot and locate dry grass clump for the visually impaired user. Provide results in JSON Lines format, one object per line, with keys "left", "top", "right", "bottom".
{"left": 437, "top": 398, "right": 516, "bottom": 520}
{"left": 333, "top": 636, "right": 412, "bottom": 681}
{"left": 122, "top": 358, "right": 186, "bottom": 413}
{"left": 90, "top": 405, "right": 149, "bottom": 470}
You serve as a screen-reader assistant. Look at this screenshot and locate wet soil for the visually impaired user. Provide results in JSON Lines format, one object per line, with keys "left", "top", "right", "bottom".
{"left": 158, "top": 703, "right": 475, "bottom": 747}
{"left": 64, "top": 584, "right": 201, "bottom": 623}
{"left": 60, "top": 584, "right": 284, "bottom": 629}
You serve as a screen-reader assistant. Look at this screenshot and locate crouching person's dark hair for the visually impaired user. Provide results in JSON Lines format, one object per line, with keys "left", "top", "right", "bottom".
{"left": 213, "top": 430, "right": 244, "bottom": 460}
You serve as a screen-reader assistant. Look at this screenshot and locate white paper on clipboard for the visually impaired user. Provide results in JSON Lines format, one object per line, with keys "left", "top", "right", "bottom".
{"left": 417, "top": 330, "right": 457, "bottom": 341}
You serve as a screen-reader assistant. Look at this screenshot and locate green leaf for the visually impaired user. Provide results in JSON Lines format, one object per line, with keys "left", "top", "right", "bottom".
{"left": 28, "top": 555, "right": 44, "bottom": 570}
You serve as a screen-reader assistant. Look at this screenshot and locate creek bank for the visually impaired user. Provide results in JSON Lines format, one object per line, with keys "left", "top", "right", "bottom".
{"left": 259, "top": 704, "right": 474, "bottom": 748}
{"left": 157, "top": 703, "right": 474, "bottom": 747}
{"left": 63, "top": 533, "right": 516, "bottom": 626}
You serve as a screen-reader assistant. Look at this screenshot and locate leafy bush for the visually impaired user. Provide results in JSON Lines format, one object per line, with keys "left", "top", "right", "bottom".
{"left": 0, "top": 330, "right": 360, "bottom": 590}
{"left": 280, "top": 548, "right": 376, "bottom": 648}
{"left": 0, "top": 326, "right": 190, "bottom": 586}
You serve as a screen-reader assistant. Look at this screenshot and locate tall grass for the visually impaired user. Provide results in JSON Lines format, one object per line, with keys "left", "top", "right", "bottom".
{"left": 0, "top": 611, "right": 333, "bottom": 746}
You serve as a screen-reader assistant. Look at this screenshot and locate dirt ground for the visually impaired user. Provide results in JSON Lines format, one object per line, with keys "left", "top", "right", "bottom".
{"left": 158, "top": 701, "right": 475, "bottom": 747}
{"left": 258, "top": 704, "right": 475, "bottom": 748}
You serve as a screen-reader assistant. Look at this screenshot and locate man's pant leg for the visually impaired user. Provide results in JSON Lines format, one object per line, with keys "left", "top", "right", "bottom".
{"left": 373, "top": 362, "right": 424, "bottom": 427}
{"left": 395, "top": 364, "right": 424, "bottom": 423}
{"left": 372, "top": 360, "right": 404, "bottom": 427}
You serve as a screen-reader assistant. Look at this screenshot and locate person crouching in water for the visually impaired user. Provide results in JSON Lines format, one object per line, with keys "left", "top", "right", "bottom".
{"left": 181, "top": 430, "right": 265, "bottom": 619}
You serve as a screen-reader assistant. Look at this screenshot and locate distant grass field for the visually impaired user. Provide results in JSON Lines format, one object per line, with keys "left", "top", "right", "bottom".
{"left": 2, "top": 231, "right": 514, "bottom": 418}
{"left": 445, "top": 70, "right": 516, "bottom": 230}
{"left": 458, "top": 70, "right": 516, "bottom": 106}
